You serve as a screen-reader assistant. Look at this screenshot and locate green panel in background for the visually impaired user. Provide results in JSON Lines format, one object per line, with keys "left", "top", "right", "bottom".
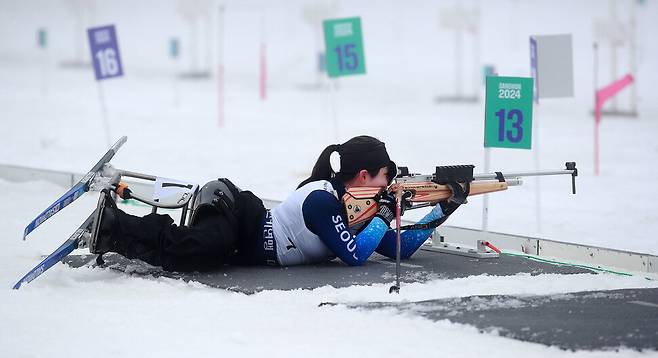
{"left": 37, "top": 28, "right": 47, "bottom": 49}
{"left": 484, "top": 76, "right": 534, "bottom": 149}
{"left": 323, "top": 17, "right": 366, "bottom": 78}
{"left": 169, "top": 38, "right": 179, "bottom": 59}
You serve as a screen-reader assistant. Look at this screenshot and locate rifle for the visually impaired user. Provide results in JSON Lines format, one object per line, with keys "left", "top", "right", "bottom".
{"left": 342, "top": 161, "right": 578, "bottom": 295}
{"left": 343, "top": 162, "right": 578, "bottom": 230}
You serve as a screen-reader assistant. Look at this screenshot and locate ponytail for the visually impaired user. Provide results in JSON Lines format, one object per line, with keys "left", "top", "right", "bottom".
{"left": 297, "top": 135, "right": 394, "bottom": 189}
{"left": 297, "top": 144, "right": 340, "bottom": 188}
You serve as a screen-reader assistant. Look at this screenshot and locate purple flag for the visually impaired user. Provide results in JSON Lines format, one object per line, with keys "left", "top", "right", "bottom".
{"left": 87, "top": 25, "right": 123, "bottom": 81}
{"left": 529, "top": 37, "right": 538, "bottom": 103}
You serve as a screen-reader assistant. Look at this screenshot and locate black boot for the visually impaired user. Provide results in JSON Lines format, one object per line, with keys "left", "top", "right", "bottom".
{"left": 89, "top": 190, "right": 124, "bottom": 255}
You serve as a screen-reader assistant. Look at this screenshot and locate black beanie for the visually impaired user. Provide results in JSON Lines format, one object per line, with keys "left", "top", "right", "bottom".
{"left": 338, "top": 136, "right": 394, "bottom": 178}
{"left": 298, "top": 135, "right": 397, "bottom": 188}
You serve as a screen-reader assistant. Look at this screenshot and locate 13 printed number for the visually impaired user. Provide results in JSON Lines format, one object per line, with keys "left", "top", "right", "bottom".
{"left": 495, "top": 109, "right": 523, "bottom": 143}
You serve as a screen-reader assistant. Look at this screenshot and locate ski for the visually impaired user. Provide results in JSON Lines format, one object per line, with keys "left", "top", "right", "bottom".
{"left": 13, "top": 211, "right": 96, "bottom": 289}
{"left": 23, "top": 136, "right": 127, "bottom": 240}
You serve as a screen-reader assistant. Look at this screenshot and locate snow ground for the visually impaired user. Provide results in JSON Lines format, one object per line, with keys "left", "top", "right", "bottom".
{"left": 1, "top": 0, "right": 658, "bottom": 356}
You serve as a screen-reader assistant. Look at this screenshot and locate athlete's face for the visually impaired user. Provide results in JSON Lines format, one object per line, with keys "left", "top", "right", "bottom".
{"left": 348, "top": 166, "right": 390, "bottom": 188}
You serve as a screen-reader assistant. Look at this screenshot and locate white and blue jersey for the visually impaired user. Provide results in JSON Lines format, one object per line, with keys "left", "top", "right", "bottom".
{"left": 263, "top": 179, "right": 445, "bottom": 266}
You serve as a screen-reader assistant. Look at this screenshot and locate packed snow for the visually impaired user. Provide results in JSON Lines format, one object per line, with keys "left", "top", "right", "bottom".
{"left": 1, "top": 0, "right": 657, "bottom": 356}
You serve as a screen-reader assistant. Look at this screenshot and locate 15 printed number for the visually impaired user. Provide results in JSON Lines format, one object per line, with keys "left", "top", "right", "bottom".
{"left": 334, "top": 44, "right": 358, "bottom": 71}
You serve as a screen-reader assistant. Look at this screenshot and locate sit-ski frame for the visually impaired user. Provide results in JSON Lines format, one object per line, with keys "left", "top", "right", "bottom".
{"left": 89, "top": 163, "right": 201, "bottom": 231}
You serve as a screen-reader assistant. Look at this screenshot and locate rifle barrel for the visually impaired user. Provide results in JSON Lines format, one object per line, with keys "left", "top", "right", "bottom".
{"left": 497, "top": 178, "right": 522, "bottom": 186}
{"left": 474, "top": 169, "right": 574, "bottom": 181}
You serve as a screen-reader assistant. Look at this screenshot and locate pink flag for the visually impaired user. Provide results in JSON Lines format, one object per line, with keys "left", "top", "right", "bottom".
{"left": 595, "top": 74, "right": 634, "bottom": 123}
{"left": 593, "top": 73, "right": 634, "bottom": 176}
{"left": 260, "top": 42, "right": 267, "bottom": 101}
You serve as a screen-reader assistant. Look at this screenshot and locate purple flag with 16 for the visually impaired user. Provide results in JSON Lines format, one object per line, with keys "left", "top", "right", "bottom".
{"left": 87, "top": 25, "right": 124, "bottom": 81}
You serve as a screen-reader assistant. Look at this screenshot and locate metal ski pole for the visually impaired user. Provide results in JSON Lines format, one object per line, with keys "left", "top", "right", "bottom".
{"left": 389, "top": 188, "right": 402, "bottom": 294}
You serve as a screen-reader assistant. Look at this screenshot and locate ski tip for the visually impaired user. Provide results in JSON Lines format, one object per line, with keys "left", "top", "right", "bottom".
{"left": 12, "top": 281, "right": 22, "bottom": 290}
{"left": 23, "top": 224, "right": 33, "bottom": 240}
{"left": 112, "top": 136, "right": 128, "bottom": 151}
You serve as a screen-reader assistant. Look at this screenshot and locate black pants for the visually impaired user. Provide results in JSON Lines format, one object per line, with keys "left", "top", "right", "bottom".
{"left": 110, "top": 185, "right": 266, "bottom": 272}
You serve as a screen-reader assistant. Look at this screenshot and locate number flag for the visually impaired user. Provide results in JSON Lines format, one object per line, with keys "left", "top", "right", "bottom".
{"left": 87, "top": 25, "right": 124, "bottom": 81}
{"left": 323, "top": 17, "right": 366, "bottom": 78}
{"left": 484, "top": 76, "right": 534, "bottom": 149}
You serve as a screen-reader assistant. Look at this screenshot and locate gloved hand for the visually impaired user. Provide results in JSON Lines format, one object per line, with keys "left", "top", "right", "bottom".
{"left": 400, "top": 190, "right": 413, "bottom": 214}
{"left": 375, "top": 191, "right": 396, "bottom": 226}
{"left": 440, "top": 181, "right": 468, "bottom": 216}
{"left": 375, "top": 191, "right": 413, "bottom": 226}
